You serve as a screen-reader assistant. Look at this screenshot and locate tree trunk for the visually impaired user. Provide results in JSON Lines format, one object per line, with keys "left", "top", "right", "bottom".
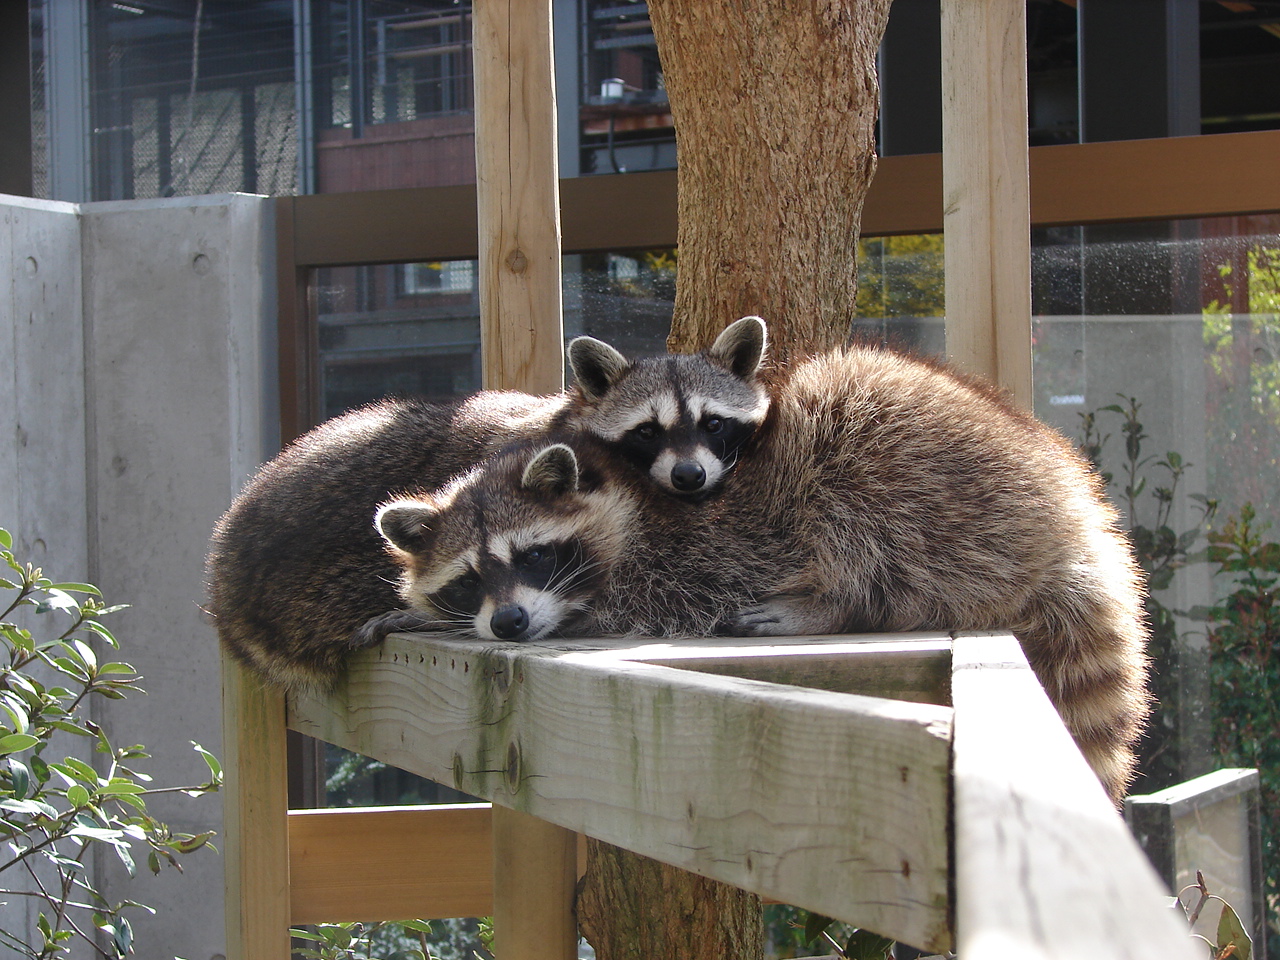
{"left": 578, "top": 839, "right": 763, "bottom": 960}
{"left": 576, "top": 3, "right": 893, "bottom": 958}
{"left": 653, "top": 0, "right": 893, "bottom": 363}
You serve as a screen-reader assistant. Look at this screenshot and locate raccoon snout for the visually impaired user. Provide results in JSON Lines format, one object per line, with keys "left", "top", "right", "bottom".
{"left": 490, "top": 604, "right": 531, "bottom": 641}
{"left": 670, "top": 460, "right": 706, "bottom": 492}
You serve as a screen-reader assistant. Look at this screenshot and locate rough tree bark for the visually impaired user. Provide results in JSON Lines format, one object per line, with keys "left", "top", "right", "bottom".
{"left": 654, "top": 0, "right": 894, "bottom": 363}
{"left": 577, "top": 2, "right": 893, "bottom": 958}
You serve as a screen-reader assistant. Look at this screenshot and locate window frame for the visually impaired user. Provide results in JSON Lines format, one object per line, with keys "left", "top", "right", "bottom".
{"left": 274, "top": 127, "right": 1280, "bottom": 441}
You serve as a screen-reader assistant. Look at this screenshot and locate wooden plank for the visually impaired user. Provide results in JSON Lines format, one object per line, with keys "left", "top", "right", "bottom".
{"left": 491, "top": 805, "right": 579, "bottom": 960}
{"left": 288, "top": 805, "right": 494, "bottom": 924}
{"left": 473, "top": 0, "right": 563, "bottom": 395}
{"left": 613, "top": 634, "right": 952, "bottom": 705}
{"left": 222, "top": 652, "right": 291, "bottom": 960}
{"left": 951, "top": 634, "right": 1198, "bottom": 960}
{"left": 289, "top": 634, "right": 955, "bottom": 951}
{"left": 940, "top": 0, "right": 1033, "bottom": 409}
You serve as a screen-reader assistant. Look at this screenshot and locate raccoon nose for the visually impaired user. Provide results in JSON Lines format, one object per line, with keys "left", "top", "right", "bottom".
{"left": 671, "top": 460, "right": 706, "bottom": 492}
{"left": 491, "top": 604, "right": 531, "bottom": 641}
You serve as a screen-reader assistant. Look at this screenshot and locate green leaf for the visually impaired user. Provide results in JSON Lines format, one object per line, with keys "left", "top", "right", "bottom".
{"left": 47, "top": 581, "right": 101, "bottom": 596}
{"left": 100, "top": 778, "right": 145, "bottom": 795}
{"left": 66, "top": 783, "right": 92, "bottom": 808}
{"left": 1217, "top": 901, "right": 1252, "bottom": 960}
{"left": 49, "top": 720, "right": 93, "bottom": 737}
{"left": 70, "top": 639, "right": 97, "bottom": 672}
{"left": 97, "top": 662, "right": 136, "bottom": 676}
{"left": 843, "top": 928, "right": 895, "bottom": 960}
{"left": 61, "top": 756, "right": 99, "bottom": 784}
{"left": 803, "top": 912, "right": 835, "bottom": 944}
{"left": 169, "top": 830, "right": 216, "bottom": 854}
{"left": 7, "top": 758, "right": 30, "bottom": 799}
{"left": 192, "top": 741, "right": 222, "bottom": 780}
{"left": 36, "top": 590, "right": 81, "bottom": 616}
{"left": 0, "top": 529, "right": 11, "bottom": 550}
{"left": 1, "top": 797, "right": 59, "bottom": 818}
{"left": 0, "top": 733, "right": 40, "bottom": 755}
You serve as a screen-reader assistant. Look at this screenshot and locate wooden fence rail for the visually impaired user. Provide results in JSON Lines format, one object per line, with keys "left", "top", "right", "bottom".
{"left": 223, "top": 631, "right": 1199, "bottom": 959}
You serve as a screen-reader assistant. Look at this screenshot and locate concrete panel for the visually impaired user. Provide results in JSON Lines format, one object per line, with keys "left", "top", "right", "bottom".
{"left": 80, "top": 193, "right": 277, "bottom": 960}
{"left": 0, "top": 192, "right": 92, "bottom": 960}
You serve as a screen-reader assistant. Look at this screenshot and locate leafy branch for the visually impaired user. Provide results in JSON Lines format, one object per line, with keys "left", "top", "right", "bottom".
{"left": 0, "top": 527, "right": 222, "bottom": 959}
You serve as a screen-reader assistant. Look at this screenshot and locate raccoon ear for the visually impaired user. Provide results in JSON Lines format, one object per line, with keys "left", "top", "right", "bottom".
{"left": 376, "top": 499, "right": 439, "bottom": 553}
{"left": 567, "top": 336, "right": 630, "bottom": 400}
{"left": 521, "top": 444, "right": 580, "bottom": 497}
{"left": 709, "top": 316, "right": 767, "bottom": 379}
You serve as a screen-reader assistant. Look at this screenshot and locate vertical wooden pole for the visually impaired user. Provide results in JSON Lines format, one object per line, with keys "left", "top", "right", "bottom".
{"left": 222, "top": 652, "right": 291, "bottom": 959}
{"left": 940, "top": 0, "right": 1033, "bottom": 410}
{"left": 492, "top": 806, "right": 579, "bottom": 960}
{"left": 473, "top": 0, "right": 565, "bottom": 395}
{"left": 473, "top": 1, "right": 575, "bottom": 955}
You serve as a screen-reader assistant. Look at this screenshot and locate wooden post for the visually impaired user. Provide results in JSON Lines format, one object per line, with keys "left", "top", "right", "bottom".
{"left": 222, "top": 651, "right": 291, "bottom": 959}
{"left": 473, "top": 0, "right": 564, "bottom": 395}
{"left": 950, "top": 634, "right": 1199, "bottom": 960}
{"left": 492, "top": 805, "right": 579, "bottom": 960}
{"left": 940, "top": 0, "right": 1033, "bottom": 410}
{"left": 473, "top": 1, "right": 574, "bottom": 954}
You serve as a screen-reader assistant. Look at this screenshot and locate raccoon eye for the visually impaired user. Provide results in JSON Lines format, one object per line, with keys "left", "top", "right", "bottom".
{"left": 516, "top": 546, "right": 553, "bottom": 568}
{"left": 703, "top": 415, "right": 724, "bottom": 434}
{"left": 630, "top": 422, "right": 660, "bottom": 443}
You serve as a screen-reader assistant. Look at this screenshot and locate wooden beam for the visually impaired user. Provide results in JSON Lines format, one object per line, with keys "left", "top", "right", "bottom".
{"left": 472, "top": 2, "right": 573, "bottom": 954}
{"left": 615, "top": 634, "right": 953, "bottom": 705}
{"left": 289, "top": 634, "right": 955, "bottom": 952}
{"left": 492, "top": 805, "right": 579, "bottom": 960}
{"left": 473, "top": 0, "right": 563, "bottom": 395}
{"left": 288, "top": 805, "right": 494, "bottom": 924}
{"left": 222, "top": 653, "right": 291, "bottom": 960}
{"left": 940, "top": 0, "right": 1033, "bottom": 409}
{"left": 950, "top": 634, "right": 1199, "bottom": 960}
{"left": 279, "top": 129, "right": 1280, "bottom": 267}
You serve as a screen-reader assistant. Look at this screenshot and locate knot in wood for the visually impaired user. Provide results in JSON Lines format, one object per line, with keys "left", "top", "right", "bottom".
{"left": 505, "top": 741, "right": 522, "bottom": 793}
{"left": 505, "top": 248, "right": 529, "bottom": 274}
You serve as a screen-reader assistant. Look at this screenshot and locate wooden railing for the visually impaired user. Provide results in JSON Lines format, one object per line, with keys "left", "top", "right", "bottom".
{"left": 223, "top": 632, "right": 1198, "bottom": 959}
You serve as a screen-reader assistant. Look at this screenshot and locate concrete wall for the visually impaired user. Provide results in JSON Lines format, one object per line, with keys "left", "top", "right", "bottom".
{"left": 0, "top": 193, "right": 277, "bottom": 959}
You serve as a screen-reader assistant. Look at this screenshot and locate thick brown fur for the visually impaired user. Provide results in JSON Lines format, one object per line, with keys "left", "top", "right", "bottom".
{"left": 206, "top": 319, "right": 770, "bottom": 692}
{"left": 205, "top": 391, "right": 568, "bottom": 690}
{"left": 380, "top": 343, "right": 1151, "bottom": 802}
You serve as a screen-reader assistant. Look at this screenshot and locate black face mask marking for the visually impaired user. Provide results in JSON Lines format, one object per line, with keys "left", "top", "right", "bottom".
{"left": 428, "top": 568, "right": 484, "bottom": 622}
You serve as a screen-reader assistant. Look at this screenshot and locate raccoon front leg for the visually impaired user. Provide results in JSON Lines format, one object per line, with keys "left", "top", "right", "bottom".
{"left": 351, "top": 608, "right": 449, "bottom": 648}
{"left": 728, "top": 592, "right": 849, "bottom": 637}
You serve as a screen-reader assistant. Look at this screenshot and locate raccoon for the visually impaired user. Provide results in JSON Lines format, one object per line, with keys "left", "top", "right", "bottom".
{"left": 375, "top": 342, "right": 1150, "bottom": 802}
{"left": 205, "top": 319, "right": 769, "bottom": 691}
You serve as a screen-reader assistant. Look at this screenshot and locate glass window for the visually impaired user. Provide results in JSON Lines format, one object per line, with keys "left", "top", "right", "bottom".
{"left": 1026, "top": 217, "right": 1280, "bottom": 956}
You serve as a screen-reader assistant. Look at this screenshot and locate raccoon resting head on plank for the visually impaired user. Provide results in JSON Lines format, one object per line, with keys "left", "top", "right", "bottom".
{"left": 374, "top": 336, "right": 1151, "bottom": 803}
{"left": 205, "top": 319, "right": 769, "bottom": 692}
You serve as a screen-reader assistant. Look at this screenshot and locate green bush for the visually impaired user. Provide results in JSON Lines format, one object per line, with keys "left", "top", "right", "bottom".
{"left": 0, "top": 527, "right": 221, "bottom": 959}
{"left": 1204, "top": 505, "right": 1280, "bottom": 956}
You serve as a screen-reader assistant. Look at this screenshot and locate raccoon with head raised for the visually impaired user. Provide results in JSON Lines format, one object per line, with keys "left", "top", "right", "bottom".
{"left": 205, "top": 319, "right": 768, "bottom": 692}
{"left": 376, "top": 336, "right": 1150, "bottom": 802}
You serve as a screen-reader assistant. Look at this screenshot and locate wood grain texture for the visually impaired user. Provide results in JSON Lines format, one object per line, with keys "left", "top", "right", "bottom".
{"left": 288, "top": 805, "right": 493, "bottom": 924}
{"left": 473, "top": 0, "right": 563, "bottom": 395}
{"left": 951, "top": 634, "right": 1199, "bottom": 960}
{"left": 222, "top": 652, "right": 291, "bottom": 960}
{"left": 940, "top": 0, "right": 1033, "bottom": 410}
{"left": 491, "top": 805, "right": 578, "bottom": 960}
{"left": 289, "top": 634, "right": 955, "bottom": 951}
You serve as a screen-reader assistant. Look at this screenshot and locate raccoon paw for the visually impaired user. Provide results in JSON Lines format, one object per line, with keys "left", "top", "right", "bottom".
{"left": 729, "top": 596, "right": 837, "bottom": 637}
{"left": 728, "top": 603, "right": 800, "bottom": 637}
{"left": 351, "top": 609, "right": 442, "bottom": 648}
